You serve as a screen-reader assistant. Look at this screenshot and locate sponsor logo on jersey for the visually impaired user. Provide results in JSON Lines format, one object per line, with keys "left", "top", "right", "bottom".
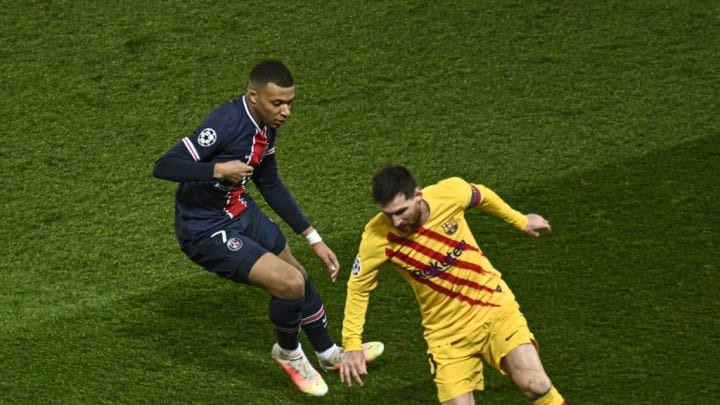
{"left": 352, "top": 257, "right": 361, "bottom": 276}
{"left": 213, "top": 181, "right": 242, "bottom": 192}
{"left": 198, "top": 128, "right": 217, "bottom": 147}
{"left": 441, "top": 219, "right": 458, "bottom": 235}
{"left": 226, "top": 237, "right": 243, "bottom": 251}
{"left": 412, "top": 240, "right": 468, "bottom": 279}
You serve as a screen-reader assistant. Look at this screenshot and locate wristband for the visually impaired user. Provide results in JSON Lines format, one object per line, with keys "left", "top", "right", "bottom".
{"left": 305, "top": 230, "right": 323, "bottom": 245}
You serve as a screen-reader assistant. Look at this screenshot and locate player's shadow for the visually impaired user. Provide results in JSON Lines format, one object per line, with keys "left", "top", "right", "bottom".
{"left": 113, "top": 275, "right": 276, "bottom": 382}
{"left": 112, "top": 276, "right": 447, "bottom": 402}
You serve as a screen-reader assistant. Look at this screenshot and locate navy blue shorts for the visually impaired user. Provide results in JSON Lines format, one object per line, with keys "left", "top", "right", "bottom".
{"left": 178, "top": 204, "right": 287, "bottom": 284}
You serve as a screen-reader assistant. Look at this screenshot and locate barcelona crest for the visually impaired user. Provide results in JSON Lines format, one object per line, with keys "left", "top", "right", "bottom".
{"left": 441, "top": 219, "right": 458, "bottom": 235}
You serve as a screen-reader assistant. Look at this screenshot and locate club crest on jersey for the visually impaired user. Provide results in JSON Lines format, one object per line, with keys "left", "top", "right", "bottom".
{"left": 198, "top": 128, "right": 217, "bottom": 147}
{"left": 351, "top": 257, "right": 361, "bottom": 276}
{"left": 226, "top": 238, "right": 243, "bottom": 251}
{"left": 442, "top": 219, "right": 459, "bottom": 235}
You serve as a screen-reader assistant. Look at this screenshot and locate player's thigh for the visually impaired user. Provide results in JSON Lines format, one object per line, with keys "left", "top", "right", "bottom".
{"left": 485, "top": 304, "right": 538, "bottom": 373}
{"left": 181, "top": 230, "right": 269, "bottom": 284}
{"left": 240, "top": 205, "right": 288, "bottom": 255}
{"left": 501, "top": 343, "right": 546, "bottom": 376}
{"left": 487, "top": 306, "right": 551, "bottom": 394}
{"left": 501, "top": 343, "right": 552, "bottom": 398}
{"left": 276, "top": 242, "right": 305, "bottom": 272}
{"left": 247, "top": 252, "right": 306, "bottom": 299}
{"left": 242, "top": 205, "right": 306, "bottom": 274}
{"left": 428, "top": 340, "right": 485, "bottom": 403}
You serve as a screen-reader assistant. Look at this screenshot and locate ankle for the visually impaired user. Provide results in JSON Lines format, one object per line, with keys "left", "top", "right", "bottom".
{"left": 316, "top": 344, "right": 340, "bottom": 360}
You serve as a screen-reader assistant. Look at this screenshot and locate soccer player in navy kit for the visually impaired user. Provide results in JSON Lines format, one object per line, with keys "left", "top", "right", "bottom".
{"left": 153, "top": 61, "right": 382, "bottom": 396}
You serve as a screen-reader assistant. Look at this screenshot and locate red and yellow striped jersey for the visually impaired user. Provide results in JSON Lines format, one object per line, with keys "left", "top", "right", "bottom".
{"left": 342, "top": 177, "right": 526, "bottom": 351}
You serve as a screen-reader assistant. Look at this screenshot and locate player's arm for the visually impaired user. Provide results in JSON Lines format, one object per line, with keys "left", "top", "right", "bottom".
{"left": 253, "top": 153, "right": 340, "bottom": 279}
{"left": 341, "top": 242, "right": 383, "bottom": 387}
{"left": 153, "top": 140, "right": 253, "bottom": 183}
{"left": 471, "top": 183, "right": 551, "bottom": 237}
{"left": 153, "top": 142, "right": 215, "bottom": 182}
{"left": 252, "top": 152, "right": 311, "bottom": 232}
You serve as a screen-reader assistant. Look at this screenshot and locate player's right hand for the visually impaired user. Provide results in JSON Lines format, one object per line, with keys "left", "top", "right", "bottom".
{"left": 340, "top": 350, "right": 367, "bottom": 387}
{"left": 213, "top": 160, "right": 254, "bottom": 183}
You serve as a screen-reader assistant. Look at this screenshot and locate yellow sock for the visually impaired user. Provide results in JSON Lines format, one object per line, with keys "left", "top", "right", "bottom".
{"left": 532, "top": 386, "right": 565, "bottom": 405}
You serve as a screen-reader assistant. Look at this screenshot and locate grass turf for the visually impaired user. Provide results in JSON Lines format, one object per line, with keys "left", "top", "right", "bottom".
{"left": 1, "top": 1, "right": 718, "bottom": 403}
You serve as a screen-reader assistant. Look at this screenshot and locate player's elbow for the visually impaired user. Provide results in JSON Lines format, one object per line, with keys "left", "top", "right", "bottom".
{"left": 152, "top": 158, "right": 172, "bottom": 180}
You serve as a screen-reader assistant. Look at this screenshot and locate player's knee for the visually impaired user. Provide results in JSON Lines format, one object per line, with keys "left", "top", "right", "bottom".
{"left": 518, "top": 373, "right": 552, "bottom": 400}
{"left": 275, "top": 269, "right": 306, "bottom": 299}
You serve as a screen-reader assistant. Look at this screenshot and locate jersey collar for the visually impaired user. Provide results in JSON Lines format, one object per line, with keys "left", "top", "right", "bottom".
{"left": 241, "top": 95, "right": 262, "bottom": 132}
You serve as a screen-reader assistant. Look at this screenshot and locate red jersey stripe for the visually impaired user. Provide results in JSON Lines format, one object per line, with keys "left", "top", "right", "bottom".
{"left": 414, "top": 276, "right": 499, "bottom": 307}
{"left": 248, "top": 128, "right": 267, "bottom": 165}
{"left": 435, "top": 271, "right": 496, "bottom": 294}
{"left": 224, "top": 186, "right": 248, "bottom": 218}
{"left": 387, "top": 232, "right": 492, "bottom": 276}
{"left": 385, "top": 240, "right": 496, "bottom": 294}
{"left": 417, "top": 227, "right": 478, "bottom": 250}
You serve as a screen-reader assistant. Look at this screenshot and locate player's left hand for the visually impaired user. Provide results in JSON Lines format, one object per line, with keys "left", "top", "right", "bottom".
{"left": 524, "top": 213, "right": 552, "bottom": 237}
{"left": 311, "top": 241, "right": 340, "bottom": 282}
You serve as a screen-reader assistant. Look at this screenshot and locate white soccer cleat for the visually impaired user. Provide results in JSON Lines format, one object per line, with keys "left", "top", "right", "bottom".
{"left": 272, "top": 343, "right": 328, "bottom": 396}
{"left": 317, "top": 341, "right": 385, "bottom": 371}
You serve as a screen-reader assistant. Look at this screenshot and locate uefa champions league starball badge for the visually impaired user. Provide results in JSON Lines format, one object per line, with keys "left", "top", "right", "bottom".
{"left": 198, "top": 128, "right": 217, "bottom": 147}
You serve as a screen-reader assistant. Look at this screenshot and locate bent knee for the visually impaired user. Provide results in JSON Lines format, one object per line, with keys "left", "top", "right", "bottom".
{"left": 248, "top": 253, "right": 307, "bottom": 299}
{"left": 518, "top": 374, "right": 552, "bottom": 400}
{"left": 274, "top": 270, "right": 306, "bottom": 299}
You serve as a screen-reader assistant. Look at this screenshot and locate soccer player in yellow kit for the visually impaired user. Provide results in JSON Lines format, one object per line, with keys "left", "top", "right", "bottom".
{"left": 340, "top": 165, "right": 566, "bottom": 405}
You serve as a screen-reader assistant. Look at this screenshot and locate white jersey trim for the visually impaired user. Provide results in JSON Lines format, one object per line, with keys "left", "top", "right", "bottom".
{"left": 241, "top": 95, "right": 261, "bottom": 132}
{"left": 182, "top": 137, "right": 201, "bottom": 161}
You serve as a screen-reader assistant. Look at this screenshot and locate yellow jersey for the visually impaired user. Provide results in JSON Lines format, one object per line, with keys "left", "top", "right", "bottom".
{"left": 342, "top": 177, "right": 528, "bottom": 350}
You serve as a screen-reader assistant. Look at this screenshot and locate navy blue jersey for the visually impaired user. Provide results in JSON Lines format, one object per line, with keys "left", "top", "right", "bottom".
{"left": 155, "top": 95, "right": 310, "bottom": 241}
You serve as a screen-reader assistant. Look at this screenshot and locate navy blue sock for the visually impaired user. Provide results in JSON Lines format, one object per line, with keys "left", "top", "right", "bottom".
{"left": 268, "top": 296, "right": 304, "bottom": 350}
{"left": 301, "top": 278, "right": 334, "bottom": 352}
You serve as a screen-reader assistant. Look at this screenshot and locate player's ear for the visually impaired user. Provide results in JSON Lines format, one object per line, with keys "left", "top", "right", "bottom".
{"left": 247, "top": 87, "right": 258, "bottom": 104}
{"left": 414, "top": 187, "right": 423, "bottom": 200}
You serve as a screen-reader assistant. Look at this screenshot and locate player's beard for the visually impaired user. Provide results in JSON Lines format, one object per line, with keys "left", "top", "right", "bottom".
{"left": 397, "top": 209, "right": 422, "bottom": 234}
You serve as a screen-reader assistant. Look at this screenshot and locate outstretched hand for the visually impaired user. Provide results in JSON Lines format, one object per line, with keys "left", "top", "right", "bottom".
{"left": 311, "top": 241, "right": 340, "bottom": 282}
{"left": 524, "top": 213, "right": 552, "bottom": 237}
{"left": 340, "top": 350, "right": 367, "bottom": 387}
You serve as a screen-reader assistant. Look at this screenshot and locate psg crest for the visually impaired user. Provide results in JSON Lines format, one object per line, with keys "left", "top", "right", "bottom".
{"left": 226, "top": 238, "right": 243, "bottom": 251}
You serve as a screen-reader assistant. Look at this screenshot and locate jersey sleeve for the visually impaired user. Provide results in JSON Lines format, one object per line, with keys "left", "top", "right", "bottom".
{"left": 153, "top": 140, "right": 216, "bottom": 182}
{"left": 180, "top": 105, "right": 237, "bottom": 163}
{"left": 342, "top": 229, "right": 386, "bottom": 351}
{"left": 472, "top": 183, "right": 528, "bottom": 231}
{"left": 437, "top": 177, "right": 476, "bottom": 208}
{"left": 154, "top": 104, "right": 236, "bottom": 181}
{"left": 441, "top": 177, "right": 528, "bottom": 231}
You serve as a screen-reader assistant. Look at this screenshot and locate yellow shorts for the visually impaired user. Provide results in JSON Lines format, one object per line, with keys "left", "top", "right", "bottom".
{"left": 427, "top": 301, "right": 538, "bottom": 403}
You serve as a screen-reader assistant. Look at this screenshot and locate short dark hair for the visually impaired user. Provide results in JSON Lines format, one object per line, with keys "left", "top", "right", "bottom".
{"left": 249, "top": 60, "right": 294, "bottom": 88}
{"left": 372, "top": 165, "right": 417, "bottom": 205}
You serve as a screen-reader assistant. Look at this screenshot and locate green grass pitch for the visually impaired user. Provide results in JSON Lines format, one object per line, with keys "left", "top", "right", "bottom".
{"left": 1, "top": 1, "right": 718, "bottom": 404}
